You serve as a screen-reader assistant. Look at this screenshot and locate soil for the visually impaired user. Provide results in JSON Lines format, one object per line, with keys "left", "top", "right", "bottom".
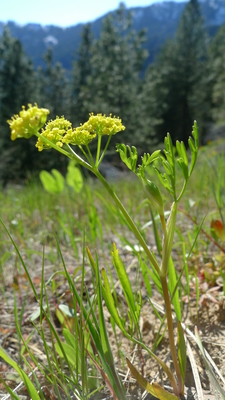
{"left": 1, "top": 224, "right": 225, "bottom": 400}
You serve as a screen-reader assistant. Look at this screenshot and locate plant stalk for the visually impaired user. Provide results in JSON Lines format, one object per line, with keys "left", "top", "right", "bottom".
{"left": 94, "top": 169, "right": 160, "bottom": 276}
{"left": 160, "top": 275, "right": 183, "bottom": 395}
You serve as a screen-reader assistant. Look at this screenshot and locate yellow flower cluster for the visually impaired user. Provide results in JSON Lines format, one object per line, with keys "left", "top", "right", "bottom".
{"left": 7, "top": 104, "right": 50, "bottom": 141}
{"left": 36, "top": 116, "right": 96, "bottom": 151}
{"left": 8, "top": 106, "right": 125, "bottom": 151}
{"left": 82, "top": 113, "right": 125, "bottom": 136}
{"left": 36, "top": 113, "right": 125, "bottom": 151}
{"left": 63, "top": 126, "right": 96, "bottom": 146}
{"left": 35, "top": 116, "right": 72, "bottom": 151}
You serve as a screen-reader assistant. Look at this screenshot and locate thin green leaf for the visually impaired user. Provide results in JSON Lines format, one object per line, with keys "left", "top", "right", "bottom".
{"left": 168, "top": 257, "right": 181, "bottom": 322}
{"left": 87, "top": 350, "right": 120, "bottom": 400}
{"left": 95, "top": 256, "right": 114, "bottom": 365}
{"left": 192, "top": 120, "right": 199, "bottom": 147}
{"left": 181, "top": 141, "right": 189, "bottom": 166}
{"left": 111, "top": 243, "right": 138, "bottom": 325}
{"left": 116, "top": 144, "right": 138, "bottom": 172}
{"left": 139, "top": 256, "right": 152, "bottom": 297}
{"left": 162, "top": 159, "right": 173, "bottom": 176}
{"left": 126, "top": 358, "right": 157, "bottom": 397}
{"left": 188, "top": 122, "right": 199, "bottom": 177}
{"left": 0, "top": 348, "right": 40, "bottom": 400}
{"left": 154, "top": 168, "right": 172, "bottom": 193}
{"left": 141, "top": 150, "right": 161, "bottom": 168}
{"left": 95, "top": 254, "right": 126, "bottom": 399}
{"left": 63, "top": 328, "right": 77, "bottom": 348}
{"left": 101, "top": 268, "right": 126, "bottom": 332}
{"left": 149, "top": 206, "right": 162, "bottom": 255}
{"left": 183, "top": 243, "right": 190, "bottom": 299}
{"left": 55, "top": 341, "right": 81, "bottom": 371}
{"left": 176, "top": 140, "right": 182, "bottom": 159}
{"left": 152, "top": 382, "right": 179, "bottom": 399}
{"left": 177, "top": 159, "right": 188, "bottom": 181}
{"left": 177, "top": 322, "right": 186, "bottom": 385}
{"left": 127, "top": 358, "right": 179, "bottom": 399}
{"left": 0, "top": 377, "right": 21, "bottom": 399}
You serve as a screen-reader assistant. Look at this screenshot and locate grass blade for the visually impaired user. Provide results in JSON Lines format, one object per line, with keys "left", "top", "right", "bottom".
{"left": 0, "top": 348, "right": 40, "bottom": 400}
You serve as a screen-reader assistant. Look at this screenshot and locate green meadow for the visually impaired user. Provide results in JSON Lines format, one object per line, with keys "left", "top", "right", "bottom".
{"left": 0, "top": 135, "right": 225, "bottom": 399}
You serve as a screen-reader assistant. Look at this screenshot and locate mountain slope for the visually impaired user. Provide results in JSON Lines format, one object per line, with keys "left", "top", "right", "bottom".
{"left": 0, "top": 0, "right": 224, "bottom": 70}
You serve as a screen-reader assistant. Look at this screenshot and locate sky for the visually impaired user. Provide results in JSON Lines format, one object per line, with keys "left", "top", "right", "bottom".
{"left": 0, "top": 0, "right": 185, "bottom": 28}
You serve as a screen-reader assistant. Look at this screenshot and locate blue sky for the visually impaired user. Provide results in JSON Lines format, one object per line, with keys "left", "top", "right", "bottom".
{"left": 0, "top": 0, "right": 185, "bottom": 27}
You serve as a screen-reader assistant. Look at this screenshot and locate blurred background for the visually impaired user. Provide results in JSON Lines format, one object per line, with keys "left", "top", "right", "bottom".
{"left": 0, "top": 0, "right": 225, "bottom": 183}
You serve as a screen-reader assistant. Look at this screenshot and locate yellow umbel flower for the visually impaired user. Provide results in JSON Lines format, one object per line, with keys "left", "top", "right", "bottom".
{"left": 36, "top": 116, "right": 72, "bottom": 151}
{"left": 63, "top": 126, "right": 96, "bottom": 146}
{"left": 36, "top": 116, "right": 97, "bottom": 151}
{"left": 8, "top": 104, "right": 50, "bottom": 141}
{"left": 80, "top": 113, "right": 125, "bottom": 136}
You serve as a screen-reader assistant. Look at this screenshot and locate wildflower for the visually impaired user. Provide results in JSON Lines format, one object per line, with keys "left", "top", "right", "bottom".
{"left": 62, "top": 126, "right": 96, "bottom": 146}
{"left": 8, "top": 104, "right": 49, "bottom": 141}
{"left": 36, "top": 116, "right": 72, "bottom": 151}
{"left": 80, "top": 113, "right": 125, "bottom": 136}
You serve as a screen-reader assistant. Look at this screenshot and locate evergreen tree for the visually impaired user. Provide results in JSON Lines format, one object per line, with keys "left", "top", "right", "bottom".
{"left": 143, "top": 0, "right": 209, "bottom": 145}
{"left": 37, "top": 49, "right": 70, "bottom": 119}
{"left": 141, "top": 40, "right": 176, "bottom": 146}
{"left": 0, "top": 29, "right": 37, "bottom": 120}
{"left": 208, "top": 24, "right": 225, "bottom": 126}
{"left": 70, "top": 24, "right": 94, "bottom": 125}
{"left": 72, "top": 3, "right": 148, "bottom": 149}
{"left": 0, "top": 28, "right": 39, "bottom": 183}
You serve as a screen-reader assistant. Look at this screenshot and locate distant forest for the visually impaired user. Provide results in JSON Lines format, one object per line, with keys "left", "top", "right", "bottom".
{"left": 0, "top": 0, "right": 225, "bottom": 183}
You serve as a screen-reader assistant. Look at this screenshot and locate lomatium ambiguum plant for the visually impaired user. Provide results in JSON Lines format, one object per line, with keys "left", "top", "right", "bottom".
{"left": 7, "top": 104, "right": 199, "bottom": 399}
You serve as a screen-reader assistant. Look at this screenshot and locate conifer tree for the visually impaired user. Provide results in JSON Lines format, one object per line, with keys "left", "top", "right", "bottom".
{"left": 38, "top": 48, "right": 70, "bottom": 118}
{"left": 0, "top": 29, "right": 37, "bottom": 121}
{"left": 0, "top": 28, "right": 38, "bottom": 183}
{"left": 72, "top": 3, "right": 148, "bottom": 148}
{"left": 208, "top": 24, "right": 225, "bottom": 126}
{"left": 143, "top": 0, "right": 209, "bottom": 145}
{"left": 70, "top": 24, "right": 94, "bottom": 125}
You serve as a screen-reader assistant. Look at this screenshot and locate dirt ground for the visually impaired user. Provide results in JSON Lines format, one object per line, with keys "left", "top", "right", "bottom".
{"left": 1, "top": 230, "right": 225, "bottom": 400}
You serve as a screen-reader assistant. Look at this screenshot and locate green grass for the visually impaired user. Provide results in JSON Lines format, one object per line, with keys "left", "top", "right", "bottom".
{"left": 0, "top": 138, "right": 225, "bottom": 399}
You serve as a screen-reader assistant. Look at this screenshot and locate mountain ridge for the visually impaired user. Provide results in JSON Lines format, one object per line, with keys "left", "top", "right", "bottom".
{"left": 0, "top": 0, "right": 224, "bottom": 70}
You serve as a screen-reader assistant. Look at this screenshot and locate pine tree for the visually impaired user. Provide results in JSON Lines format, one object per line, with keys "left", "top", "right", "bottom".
{"left": 37, "top": 48, "right": 70, "bottom": 119}
{"left": 0, "top": 29, "right": 37, "bottom": 120}
{"left": 0, "top": 28, "right": 39, "bottom": 183}
{"left": 143, "top": 0, "right": 209, "bottom": 145}
{"left": 208, "top": 24, "right": 225, "bottom": 126}
{"left": 70, "top": 24, "right": 94, "bottom": 125}
{"left": 72, "top": 3, "right": 148, "bottom": 148}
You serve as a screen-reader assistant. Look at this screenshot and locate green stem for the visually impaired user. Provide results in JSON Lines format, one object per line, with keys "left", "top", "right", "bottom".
{"left": 78, "top": 145, "right": 93, "bottom": 166}
{"left": 86, "top": 144, "right": 95, "bottom": 166}
{"left": 160, "top": 276, "right": 183, "bottom": 395}
{"left": 160, "top": 214, "right": 166, "bottom": 235}
{"left": 96, "top": 135, "right": 102, "bottom": 167}
{"left": 177, "top": 180, "right": 188, "bottom": 202}
{"left": 94, "top": 169, "right": 160, "bottom": 276}
{"left": 64, "top": 144, "right": 94, "bottom": 172}
{"left": 97, "top": 134, "right": 113, "bottom": 168}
